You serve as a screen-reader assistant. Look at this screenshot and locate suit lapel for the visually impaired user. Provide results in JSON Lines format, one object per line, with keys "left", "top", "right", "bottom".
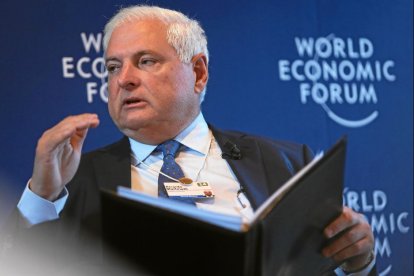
{"left": 92, "top": 137, "right": 131, "bottom": 191}
{"left": 210, "top": 126, "right": 270, "bottom": 210}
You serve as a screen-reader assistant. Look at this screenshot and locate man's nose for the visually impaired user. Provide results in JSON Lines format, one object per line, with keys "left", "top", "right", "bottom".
{"left": 117, "top": 63, "right": 140, "bottom": 90}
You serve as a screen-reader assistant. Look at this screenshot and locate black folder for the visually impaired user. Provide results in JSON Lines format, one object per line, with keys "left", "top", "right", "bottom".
{"left": 100, "top": 137, "right": 347, "bottom": 276}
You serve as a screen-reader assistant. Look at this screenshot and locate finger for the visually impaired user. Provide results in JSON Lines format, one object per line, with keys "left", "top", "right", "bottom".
{"left": 38, "top": 114, "right": 99, "bottom": 153}
{"left": 70, "top": 115, "right": 100, "bottom": 151}
{"left": 326, "top": 236, "right": 373, "bottom": 264}
{"left": 322, "top": 223, "right": 370, "bottom": 257}
{"left": 61, "top": 113, "right": 100, "bottom": 141}
{"left": 324, "top": 206, "right": 361, "bottom": 239}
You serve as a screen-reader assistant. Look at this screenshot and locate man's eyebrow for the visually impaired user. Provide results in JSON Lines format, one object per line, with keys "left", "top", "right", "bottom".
{"left": 105, "top": 51, "right": 159, "bottom": 63}
{"left": 105, "top": 57, "right": 120, "bottom": 64}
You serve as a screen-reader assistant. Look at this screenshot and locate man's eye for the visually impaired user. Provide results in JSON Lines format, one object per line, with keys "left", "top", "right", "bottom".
{"left": 139, "top": 58, "right": 156, "bottom": 67}
{"left": 106, "top": 64, "right": 120, "bottom": 73}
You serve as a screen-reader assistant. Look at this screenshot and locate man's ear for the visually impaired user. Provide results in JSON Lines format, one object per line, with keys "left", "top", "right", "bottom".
{"left": 192, "top": 53, "right": 208, "bottom": 94}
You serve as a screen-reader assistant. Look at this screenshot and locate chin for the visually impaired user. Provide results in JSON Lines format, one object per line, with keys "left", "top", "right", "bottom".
{"left": 118, "top": 121, "right": 144, "bottom": 131}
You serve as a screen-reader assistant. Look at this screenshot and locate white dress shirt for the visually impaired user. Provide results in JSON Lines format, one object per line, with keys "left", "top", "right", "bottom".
{"left": 129, "top": 112, "right": 254, "bottom": 219}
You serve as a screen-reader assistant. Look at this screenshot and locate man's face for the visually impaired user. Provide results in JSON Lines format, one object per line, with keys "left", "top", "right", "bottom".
{"left": 105, "top": 20, "right": 202, "bottom": 143}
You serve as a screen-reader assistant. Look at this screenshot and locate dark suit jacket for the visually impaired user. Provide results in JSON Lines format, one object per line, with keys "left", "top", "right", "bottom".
{"left": 0, "top": 126, "right": 376, "bottom": 275}
{"left": 63, "top": 125, "right": 314, "bottom": 222}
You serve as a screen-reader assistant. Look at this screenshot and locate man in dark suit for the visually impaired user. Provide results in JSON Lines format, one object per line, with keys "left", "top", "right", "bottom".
{"left": 3, "top": 5, "right": 376, "bottom": 275}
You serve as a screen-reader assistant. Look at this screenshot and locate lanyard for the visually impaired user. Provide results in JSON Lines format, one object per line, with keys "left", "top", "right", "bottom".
{"left": 132, "top": 133, "right": 213, "bottom": 184}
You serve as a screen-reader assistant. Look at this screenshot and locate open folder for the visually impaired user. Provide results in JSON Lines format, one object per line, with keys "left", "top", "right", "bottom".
{"left": 100, "top": 137, "right": 347, "bottom": 276}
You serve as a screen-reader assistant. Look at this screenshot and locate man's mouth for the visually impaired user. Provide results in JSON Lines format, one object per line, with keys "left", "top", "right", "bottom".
{"left": 123, "top": 97, "right": 144, "bottom": 106}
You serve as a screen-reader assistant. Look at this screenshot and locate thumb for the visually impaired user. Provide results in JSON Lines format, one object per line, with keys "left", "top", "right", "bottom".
{"left": 71, "top": 127, "right": 90, "bottom": 152}
{"left": 70, "top": 114, "right": 100, "bottom": 152}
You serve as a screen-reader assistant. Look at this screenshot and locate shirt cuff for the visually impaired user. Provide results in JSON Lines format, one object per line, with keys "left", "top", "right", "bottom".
{"left": 17, "top": 180, "right": 68, "bottom": 227}
{"left": 335, "top": 253, "right": 376, "bottom": 276}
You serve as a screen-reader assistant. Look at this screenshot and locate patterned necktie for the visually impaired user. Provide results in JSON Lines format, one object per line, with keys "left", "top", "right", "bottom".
{"left": 157, "top": 140, "right": 194, "bottom": 205}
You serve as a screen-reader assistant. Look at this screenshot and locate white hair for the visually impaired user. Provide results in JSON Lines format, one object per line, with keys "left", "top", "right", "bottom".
{"left": 103, "top": 5, "right": 209, "bottom": 101}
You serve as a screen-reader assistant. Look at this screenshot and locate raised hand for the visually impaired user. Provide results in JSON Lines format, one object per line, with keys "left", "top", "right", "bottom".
{"left": 30, "top": 114, "right": 100, "bottom": 201}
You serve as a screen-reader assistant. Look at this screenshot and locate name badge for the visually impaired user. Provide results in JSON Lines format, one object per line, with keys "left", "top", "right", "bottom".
{"left": 164, "top": 181, "right": 215, "bottom": 198}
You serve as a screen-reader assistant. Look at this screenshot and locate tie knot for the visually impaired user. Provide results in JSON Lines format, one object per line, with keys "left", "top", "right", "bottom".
{"left": 157, "top": 140, "right": 181, "bottom": 158}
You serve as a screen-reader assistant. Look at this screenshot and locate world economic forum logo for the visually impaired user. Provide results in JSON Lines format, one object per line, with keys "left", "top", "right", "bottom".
{"left": 342, "top": 188, "right": 410, "bottom": 276}
{"left": 278, "top": 34, "right": 396, "bottom": 128}
{"left": 61, "top": 33, "right": 108, "bottom": 104}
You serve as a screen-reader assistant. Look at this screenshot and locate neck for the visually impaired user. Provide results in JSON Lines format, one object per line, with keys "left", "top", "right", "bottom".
{"left": 123, "top": 111, "right": 200, "bottom": 145}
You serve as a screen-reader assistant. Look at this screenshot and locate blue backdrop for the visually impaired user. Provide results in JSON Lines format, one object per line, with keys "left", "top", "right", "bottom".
{"left": 0, "top": 1, "right": 412, "bottom": 275}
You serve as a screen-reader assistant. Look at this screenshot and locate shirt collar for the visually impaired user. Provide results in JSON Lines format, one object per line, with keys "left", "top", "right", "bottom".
{"left": 129, "top": 112, "right": 210, "bottom": 163}
{"left": 174, "top": 112, "right": 210, "bottom": 155}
